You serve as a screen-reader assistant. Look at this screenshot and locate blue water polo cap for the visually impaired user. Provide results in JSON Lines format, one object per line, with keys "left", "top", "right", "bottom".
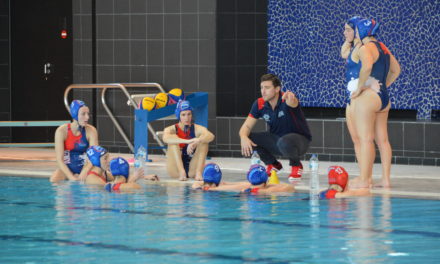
{"left": 247, "top": 164, "right": 268, "bottom": 185}
{"left": 87, "top": 146, "right": 108, "bottom": 168}
{"left": 347, "top": 16, "right": 362, "bottom": 30}
{"left": 357, "top": 18, "right": 380, "bottom": 40}
{"left": 175, "top": 100, "right": 193, "bottom": 121}
{"left": 70, "top": 100, "right": 86, "bottom": 121}
{"left": 203, "top": 163, "right": 222, "bottom": 186}
{"left": 110, "top": 157, "right": 129, "bottom": 179}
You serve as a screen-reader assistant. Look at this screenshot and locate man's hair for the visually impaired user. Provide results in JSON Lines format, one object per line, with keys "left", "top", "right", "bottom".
{"left": 260, "top": 74, "right": 281, "bottom": 88}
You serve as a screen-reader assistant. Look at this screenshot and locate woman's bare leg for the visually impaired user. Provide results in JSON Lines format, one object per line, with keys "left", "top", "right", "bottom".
{"left": 346, "top": 103, "right": 361, "bottom": 164}
{"left": 166, "top": 144, "right": 187, "bottom": 181}
{"left": 188, "top": 143, "right": 209, "bottom": 181}
{"left": 50, "top": 169, "right": 67, "bottom": 182}
{"left": 350, "top": 90, "right": 381, "bottom": 188}
{"left": 374, "top": 103, "right": 392, "bottom": 188}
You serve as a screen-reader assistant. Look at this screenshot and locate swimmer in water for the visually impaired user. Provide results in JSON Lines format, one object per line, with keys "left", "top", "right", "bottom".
{"left": 104, "top": 157, "right": 159, "bottom": 192}
{"left": 241, "top": 164, "right": 295, "bottom": 194}
{"left": 319, "top": 166, "right": 369, "bottom": 199}
{"left": 192, "top": 163, "right": 251, "bottom": 191}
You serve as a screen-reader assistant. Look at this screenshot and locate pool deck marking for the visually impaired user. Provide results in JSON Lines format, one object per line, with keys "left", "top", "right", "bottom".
{"left": 2, "top": 198, "right": 440, "bottom": 239}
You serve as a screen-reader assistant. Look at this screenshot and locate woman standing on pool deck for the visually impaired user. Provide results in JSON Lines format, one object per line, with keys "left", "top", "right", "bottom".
{"left": 349, "top": 18, "right": 401, "bottom": 189}
{"left": 50, "top": 100, "right": 98, "bottom": 182}
{"left": 342, "top": 17, "right": 399, "bottom": 189}
{"left": 341, "top": 16, "right": 363, "bottom": 167}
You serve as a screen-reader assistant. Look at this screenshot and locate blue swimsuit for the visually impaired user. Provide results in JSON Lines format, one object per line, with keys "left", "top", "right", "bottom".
{"left": 175, "top": 124, "right": 196, "bottom": 176}
{"left": 63, "top": 124, "right": 89, "bottom": 174}
{"left": 345, "top": 42, "right": 391, "bottom": 110}
{"left": 345, "top": 46, "right": 362, "bottom": 105}
{"left": 370, "top": 41, "right": 391, "bottom": 110}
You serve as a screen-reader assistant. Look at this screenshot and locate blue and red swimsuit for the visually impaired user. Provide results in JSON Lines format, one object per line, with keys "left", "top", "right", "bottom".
{"left": 63, "top": 123, "right": 89, "bottom": 174}
{"left": 175, "top": 123, "right": 195, "bottom": 176}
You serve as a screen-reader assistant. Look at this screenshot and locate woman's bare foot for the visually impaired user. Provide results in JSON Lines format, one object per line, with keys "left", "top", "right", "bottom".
{"left": 373, "top": 178, "right": 391, "bottom": 188}
{"left": 194, "top": 172, "right": 203, "bottom": 181}
{"left": 349, "top": 177, "right": 370, "bottom": 189}
{"left": 178, "top": 170, "right": 187, "bottom": 181}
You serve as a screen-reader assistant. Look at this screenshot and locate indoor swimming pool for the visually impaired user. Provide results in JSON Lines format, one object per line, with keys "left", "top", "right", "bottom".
{"left": 1, "top": 176, "right": 439, "bottom": 263}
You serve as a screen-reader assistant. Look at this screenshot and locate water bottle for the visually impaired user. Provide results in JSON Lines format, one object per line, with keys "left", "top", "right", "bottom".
{"left": 250, "top": 151, "right": 261, "bottom": 165}
{"left": 309, "top": 154, "right": 320, "bottom": 201}
{"left": 134, "top": 146, "right": 147, "bottom": 175}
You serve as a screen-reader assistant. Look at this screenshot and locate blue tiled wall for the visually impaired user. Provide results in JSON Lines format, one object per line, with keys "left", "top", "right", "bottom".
{"left": 268, "top": 0, "right": 440, "bottom": 119}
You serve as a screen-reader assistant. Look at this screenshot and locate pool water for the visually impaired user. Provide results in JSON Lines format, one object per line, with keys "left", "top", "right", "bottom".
{"left": 1, "top": 176, "right": 439, "bottom": 263}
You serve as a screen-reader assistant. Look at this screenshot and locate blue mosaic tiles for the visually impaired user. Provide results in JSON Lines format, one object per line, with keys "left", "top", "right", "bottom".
{"left": 268, "top": 0, "right": 440, "bottom": 119}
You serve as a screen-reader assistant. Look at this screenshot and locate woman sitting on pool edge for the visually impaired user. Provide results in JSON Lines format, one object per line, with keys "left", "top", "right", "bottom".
{"left": 319, "top": 166, "right": 370, "bottom": 199}
{"left": 82, "top": 146, "right": 158, "bottom": 188}
{"left": 163, "top": 100, "right": 215, "bottom": 182}
{"left": 192, "top": 163, "right": 251, "bottom": 191}
{"left": 50, "top": 100, "right": 98, "bottom": 182}
{"left": 242, "top": 165, "right": 295, "bottom": 194}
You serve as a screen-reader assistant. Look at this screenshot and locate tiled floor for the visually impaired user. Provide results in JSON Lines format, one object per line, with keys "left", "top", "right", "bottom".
{"left": 0, "top": 148, "right": 439, "bottom": 199}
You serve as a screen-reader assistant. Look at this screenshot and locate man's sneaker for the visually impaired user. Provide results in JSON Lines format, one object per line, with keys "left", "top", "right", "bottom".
{"left": 266, "top": 161, "right": 283, "bottom": 175}
{"left": 288, "top": 162, "right": 303, "bottom": 180}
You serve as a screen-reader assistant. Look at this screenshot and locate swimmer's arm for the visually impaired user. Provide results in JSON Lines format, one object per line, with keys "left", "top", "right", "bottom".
{"left": 54, "top": 126, "right": 78, "bottom": 181}
{"left": 143, "top": 174, "right": 159, "bottom": 181}
{"left": 105, "top": 170, "right": 115, "bottom": 182}
{"left": 386, "top": 53, "right": 401, "bottom": 87}
{"left": 162, "top": 125, "right": 193, "bottom": 144}
{"left": 129, "top": 167, "right": 159, "bottom": 182}
{"left": 86, "top": 125, "right": 99, "bottom": 146}
{"left": 340, "top": 41, "right": 352, "bottom": 59}
{"left": 335, "top": 188, "right": 370, "bottom": 198}
{"left": 78, "top": 161, "right": 92, "bottom": 182}
{"left": 268, "top": 184, "right": 295, "bottom": 193}
{"left": 215, "top": 182, "right": 251, "bottom": 191}
{"left": 194, "top": 125, "right": 215, "bottom": 144}
{"left": 192, "top": 181, "right": 204, "bottom": 189}
{"left": 119, "top": 182, "right": 142, "bottom": 190}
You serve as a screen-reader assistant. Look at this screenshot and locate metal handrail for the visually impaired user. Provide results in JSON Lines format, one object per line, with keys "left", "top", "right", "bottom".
{"left": 102, "top": 83, "right": 167, "bottom": 154}
{"left": 64, "top": 83, "right": 166, "bottom": 154}
{"left": 116, "top": 83, "right": 167, "bottom": 153}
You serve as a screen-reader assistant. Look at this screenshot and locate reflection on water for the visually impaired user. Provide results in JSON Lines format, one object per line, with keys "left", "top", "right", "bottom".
{"left": 8, "top": 179, "right": 432, "bottom": 263}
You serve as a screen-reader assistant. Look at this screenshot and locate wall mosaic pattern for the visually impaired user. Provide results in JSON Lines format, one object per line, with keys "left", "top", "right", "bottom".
{"left": 268, "top": 0, "right": 440, "bottom": 119}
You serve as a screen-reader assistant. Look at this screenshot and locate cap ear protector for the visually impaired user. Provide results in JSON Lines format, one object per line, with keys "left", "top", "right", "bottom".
{"left": 175, "top": 100, "right": 193, "bottom": 121}
{"left": 327, "top": 166, "right": 349, "bottom": 191}
{"left": 247, "top": 164, "right": 268, "bottom": 185}
{"left": 203, "top": 163, "right": 222, "bottom": 186}
{"left": 357, "top": 18, "right": 380, "bottom": 41}
{"left": 347, "top": 16, "right": 362, "bottom": 31}
{"left": 110, "top": 157, "right": 129, "bottom": 179}
{"left": 87, "top": 146, "right": 108, "bottom": 168}
{"left": 70, "top": 100, "right": 86, "bottom": 121}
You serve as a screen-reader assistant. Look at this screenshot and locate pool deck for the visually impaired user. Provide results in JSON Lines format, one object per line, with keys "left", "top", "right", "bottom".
{"left": 0, "top": 147, "right": 439, "bottom": 199}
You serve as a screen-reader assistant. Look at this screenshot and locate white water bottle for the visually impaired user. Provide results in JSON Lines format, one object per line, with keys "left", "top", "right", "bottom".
{"left": 309, "top": 154, "right": 320, "bottom": 200}
{"left": 134, "top": 146, "right": 147, "bottom": 175}
{"left": 250, "top": 151, "right": 261, "bottom": 165}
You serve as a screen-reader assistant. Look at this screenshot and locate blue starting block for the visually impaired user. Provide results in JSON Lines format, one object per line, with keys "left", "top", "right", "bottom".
{"left": 134, "top": 92, "right": 208, "bottom": 161}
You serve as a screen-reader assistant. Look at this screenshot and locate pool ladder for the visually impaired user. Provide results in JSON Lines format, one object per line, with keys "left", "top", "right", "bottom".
{"left": 63, "top": 83, "right": 168, "bottom": 154}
